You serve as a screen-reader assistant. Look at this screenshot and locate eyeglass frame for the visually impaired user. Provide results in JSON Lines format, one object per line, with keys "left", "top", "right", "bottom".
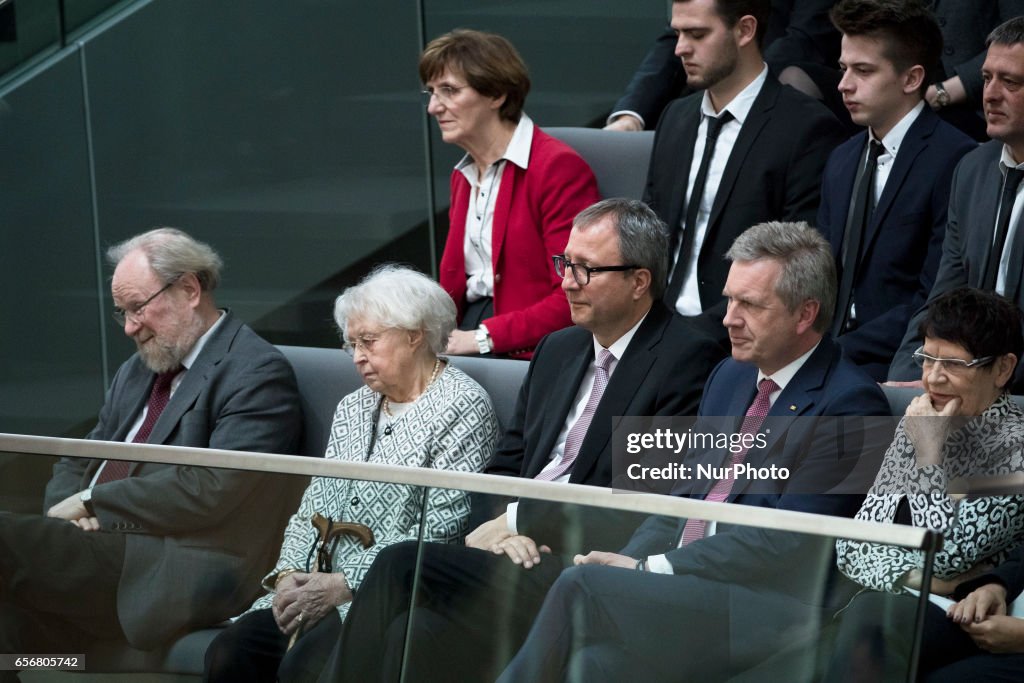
{"left": 342, "top": 333, "right": 385, "bottom": 357}
{"left": 552, "top": 254, "right": 639, "bottom": 287}
{"left": 421, "top": 84, "right": 465, "bottom": 105}
{"left": 111, "top": 277, "right": 180, "bottom": 326}
{"left": 911, "top": 346, "right": 997, "bottom": 373}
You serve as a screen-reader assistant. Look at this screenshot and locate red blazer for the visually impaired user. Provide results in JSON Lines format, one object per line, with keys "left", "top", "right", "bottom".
{"left": 440, "top": 126, "right": 600, "bottom": 358}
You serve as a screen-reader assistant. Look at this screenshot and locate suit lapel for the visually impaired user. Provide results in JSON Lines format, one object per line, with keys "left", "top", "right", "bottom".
{"left": 525, "top": 338, "right": 593, "bottom": 478}
{"left": 725, "top": 340, "right": 833, "bottom": 500}
{"left": 829, "top": 135, "right": 866, "bottom": 257}
{"left": 862, "top": 108, "right": 934, "bottom": 261}
{"left": 490, "top": 151, "right": 520, "bottom": 266}
{"left": 135, "top": 312, "right": 242, "bottom": 467}
{"left": 568, "top": 306, "right": 670, "bottom": 483}
{"left": 705, "top": 77, "right": 779, "bottom": 235}
{"left": 667, "top": 99, "right": 702, "bottom": 233}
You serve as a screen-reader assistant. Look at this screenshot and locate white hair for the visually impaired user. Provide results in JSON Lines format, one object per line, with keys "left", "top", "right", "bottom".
{"left": 333, "top": 264, "right": 457, "bottom": 354}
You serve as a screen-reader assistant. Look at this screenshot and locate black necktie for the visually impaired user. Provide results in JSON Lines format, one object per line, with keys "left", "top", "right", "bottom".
{"left": 664, "top": 111, "right": 735, "bottom": 308}
{"left": 833, "top": 139, "right": 884, "bottom": 336}
{"left": 983, "top": 167, "right": 1024, "bottom": 292}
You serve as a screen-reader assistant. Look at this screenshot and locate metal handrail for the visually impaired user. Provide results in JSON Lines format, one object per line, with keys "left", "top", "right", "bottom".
{"left": 0, "top": 432, "right": 938, "bottom": 551}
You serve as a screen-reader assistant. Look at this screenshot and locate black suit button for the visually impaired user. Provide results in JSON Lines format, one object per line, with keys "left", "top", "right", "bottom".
{"left": 945, "top": 46, "right": 954, "bottom": 55}
{"left": 938, "top": 17, "right": 946, "bottom": 26}
{"left": 351, "top": 497, "right": 360, "bottom": 507}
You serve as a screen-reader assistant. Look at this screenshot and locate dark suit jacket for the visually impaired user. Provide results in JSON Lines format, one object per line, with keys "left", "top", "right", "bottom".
{"left": 932, "top": 0, "right": 1024, "bottom": 106}
{"left": 612, "top": 0, "right": 839, "bottom": 129}
{"left": 620, "top": 337, "right": 891, "bottom": 596}
{"left": 818, "top": 106, "right": 976, "bottom": 380}
{"left": 644, "top": 74, "right": 845, "bottom": 327}
{"left": 890, "top": 140, "right": 1024, "bottom": 391}
{"left": 43, "top": 311, "right": 303, "bottom": 648}
{"left": 479, "top": 302, "right": 725, "bottom": 552}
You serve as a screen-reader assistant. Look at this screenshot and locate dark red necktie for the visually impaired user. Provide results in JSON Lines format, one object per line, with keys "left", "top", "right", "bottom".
{"left": 95, "top": 367, "right": 181, "bottom": 484}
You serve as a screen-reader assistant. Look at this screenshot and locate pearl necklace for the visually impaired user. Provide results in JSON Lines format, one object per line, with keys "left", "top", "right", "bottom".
{"left": 382, "top": 358, "right": 442, "bottom": 417}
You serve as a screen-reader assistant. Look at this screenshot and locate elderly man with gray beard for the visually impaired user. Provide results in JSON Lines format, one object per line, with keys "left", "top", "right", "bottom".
{"left": 0, "top": 228, "right": 302, "bottom": 681}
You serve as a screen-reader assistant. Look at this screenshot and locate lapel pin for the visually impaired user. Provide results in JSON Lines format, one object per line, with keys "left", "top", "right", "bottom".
{"left": 789, "top": 405, "right": 797, "bottom": 412}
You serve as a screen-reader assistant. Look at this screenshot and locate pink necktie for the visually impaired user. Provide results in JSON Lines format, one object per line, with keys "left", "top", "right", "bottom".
{"left": 679, "top": 377, "right": 779, "bottom": 546}
{"left": 535, "top": 349, "right": 614, "bottom": 482}
{"left": 95, "top": 367, "right": 181, "bottom": 484}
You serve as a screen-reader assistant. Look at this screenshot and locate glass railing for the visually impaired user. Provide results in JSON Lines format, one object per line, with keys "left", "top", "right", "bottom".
{"left": 0, "top": 0, "right": 667, "bottom": 437}
{"left": 0, "top": 434, "right": 939, "bottom": 682}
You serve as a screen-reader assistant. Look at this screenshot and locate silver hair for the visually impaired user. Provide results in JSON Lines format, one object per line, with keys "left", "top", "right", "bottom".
{"left": 573, "top": 198, "right": 670, "bottom": 299}
{"left": 333, "top": 264, "right": 457, "bottom": 355}
{"left": 107, "top": 227, "right": 223, "bottom": 291}
{"left": 725, "top": 221, "right": 836, "bottom": 333}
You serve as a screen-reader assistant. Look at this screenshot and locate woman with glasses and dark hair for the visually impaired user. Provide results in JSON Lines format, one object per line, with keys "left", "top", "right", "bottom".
{"left": 420, "top": 29, "right": 600, "bottom": 359}
{"left": 203, "top": 265, "right": 498, "bottom": 683}
{"left": 828, "top": 287, "right": 1024, "bottom": 680}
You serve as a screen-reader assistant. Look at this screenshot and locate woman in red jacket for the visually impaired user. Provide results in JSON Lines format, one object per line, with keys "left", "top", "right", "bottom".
{"left": 420, "top": 29, "right": 600, "bottom": 359}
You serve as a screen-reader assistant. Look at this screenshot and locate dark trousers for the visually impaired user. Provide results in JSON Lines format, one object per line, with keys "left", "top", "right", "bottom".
{"left": 319, "top": 540, "right": 568, "bottom": 683}
{"left": 0, "top": 511, "right": 126, "bottom": 682}
{"left": 825, "top": 589, "right": 1023, "bottom": 683}
{"left": 497, "top": 564, "right": 824, "bottom": 683}
{"left": 204, "top": 607, "right": 340, "bottom": 683}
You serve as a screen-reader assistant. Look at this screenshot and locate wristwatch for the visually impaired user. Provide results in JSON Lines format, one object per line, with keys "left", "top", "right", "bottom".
{"left": 934, "top": 82, "right": 950, "bottom": 109}
{"left": 474, "top": 325, "right": 493, "bottom": 355}
{"left": 80, "top": 488, "right": 94, "bottom": 515}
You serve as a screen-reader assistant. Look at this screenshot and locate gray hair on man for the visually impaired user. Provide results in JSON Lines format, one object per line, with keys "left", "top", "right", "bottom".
{"left": 334, "top": 264, "right": 458, "bottom": 355}
{"left": 107, "top": 227, "right": 223, "bottom": 292}
{"left": 726, "top": 221, "right": 836, "bottom": 333}
{"left": 573, "top": 198, "right": 670, "bottom": 300}
{"left": 988, "top": 16, "right": 1024, "bottom": 46}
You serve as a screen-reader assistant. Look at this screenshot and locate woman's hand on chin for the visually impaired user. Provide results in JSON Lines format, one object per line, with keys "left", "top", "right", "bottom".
{"left": 904, "top": 393, "right": 961, "bottom": 467}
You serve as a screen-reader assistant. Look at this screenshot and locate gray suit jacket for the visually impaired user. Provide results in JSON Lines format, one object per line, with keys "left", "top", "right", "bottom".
{"left": 890, "top": 141, "right": 1024, "bottom": 392}
{"left": 43, "top": 311, "right": 302, "bottom": 648}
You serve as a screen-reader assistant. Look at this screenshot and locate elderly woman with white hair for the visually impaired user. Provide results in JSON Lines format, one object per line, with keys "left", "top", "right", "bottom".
{"left": 203, "top": 265, "right": 499, "bottom": 683}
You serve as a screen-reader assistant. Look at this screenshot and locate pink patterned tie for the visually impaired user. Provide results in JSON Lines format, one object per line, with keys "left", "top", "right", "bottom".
{"left": 679, "top": 377, "right": 779, "bottom": 546}
{"left": 95, "top": 367, "right": 181, "bottom": 484}
{"left": 535, "top": 349, "right": 615, "bottom": 482}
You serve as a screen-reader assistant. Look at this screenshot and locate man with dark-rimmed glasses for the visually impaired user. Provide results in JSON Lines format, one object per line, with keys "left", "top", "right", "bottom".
{"left": 318, "top": 197, "right": 725, "bottom": 682}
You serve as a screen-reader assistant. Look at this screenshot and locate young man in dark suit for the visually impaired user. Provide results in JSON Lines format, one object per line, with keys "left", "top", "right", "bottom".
{"left": 498, "top": 221, "right": 891, "bottom": 683}
{"left": 318, "top": 198, "right": 726, "bottom": 683}
{"left": 818, "top": 0, "right": 976, "bottom": 381}
{"left": 890, "top": 17, "right": 1024, "bottom": 391}
{"left": 0, "top": 228, "right": 302, "bottom": 670}
{"left": 644, "top": 0, "right": 846, "bottom": 342}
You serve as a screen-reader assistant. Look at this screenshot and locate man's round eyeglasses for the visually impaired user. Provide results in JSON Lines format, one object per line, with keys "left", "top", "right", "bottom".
{"left": 111, "top": 279, "right": 178, "bottom": 326}
{"left": 421, "top": 85, "right": 465, "bottom": 105}
{"left": 552, "top": 254, "right": 639, "bottom": 287}
{"left": 911, "top": 346, "right": 996, "bottom": 374}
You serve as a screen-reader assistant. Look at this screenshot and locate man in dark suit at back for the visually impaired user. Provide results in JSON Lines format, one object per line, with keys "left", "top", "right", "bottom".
{"left": 890, "top": 17, "right": 1024, "bottom": 391}
{"left": 0, "top": 228, "right": 302, "bottom": 678}
{"left": 319, "top": 198, "right": 726, "bottom": 683}
{"left": 606, "top": 0, "right": 840, "bottom": 132}
{"left": 499, "top": 221, "right": 891, "bottom": 683}
{"left": 644, "top": 0, "right": 846, "bottom": 344}
{"left": 818, "top": 0, "right": 976, "bottom": 381}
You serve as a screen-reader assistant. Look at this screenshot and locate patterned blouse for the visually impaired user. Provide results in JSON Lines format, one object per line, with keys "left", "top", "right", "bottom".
{"left": 248, "top": 363, "right": 499, "bottom": 620}
{"left": 838, "top": 393, "right": 1024, "bottom": 593}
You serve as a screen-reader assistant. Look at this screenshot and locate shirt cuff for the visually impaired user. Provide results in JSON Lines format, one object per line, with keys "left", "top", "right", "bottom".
{"left": 606, "top": 110, "right": 646, "bottom": 128}
{"left": 506, "top": 502, "right": 519, "bottom": 534}
{"left": 647, "top": 554, "right": 673, "bottom": 574}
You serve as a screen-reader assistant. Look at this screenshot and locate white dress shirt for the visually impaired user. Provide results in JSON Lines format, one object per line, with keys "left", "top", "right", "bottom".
{"left": 671, "top": 66, "right": 769, "bottom": 316}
